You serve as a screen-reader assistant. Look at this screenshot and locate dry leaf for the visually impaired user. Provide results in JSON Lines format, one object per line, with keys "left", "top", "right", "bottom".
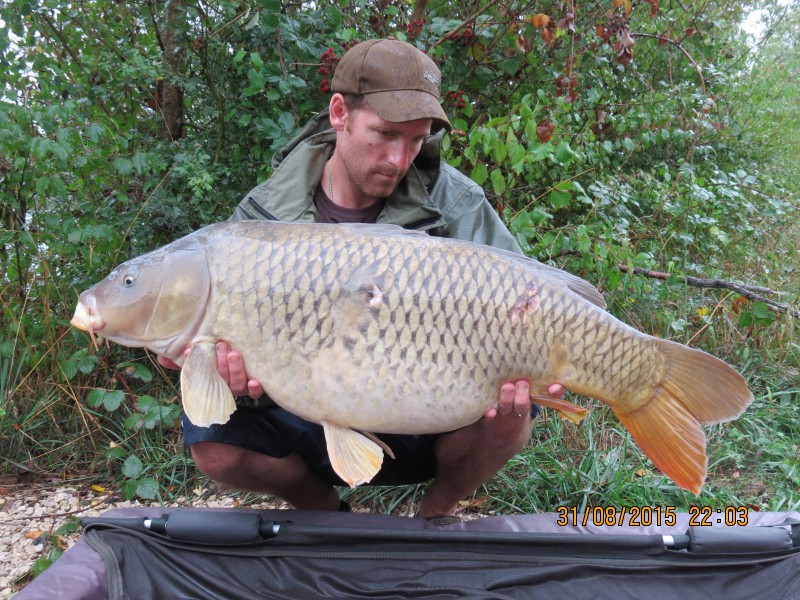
{"left": 530, "top": 14, "right": 551, "bottom": 28}
{"left": 25, "top": 530, "right": 45, "bottom": 540}
{"left": 458, "top": 496, "right": 490, "bottom": 512}
{"left": 613, "top": 0, "right": 632, "bottom": 16}
{"left": 537, "top": 119, "right": 555, "bottom": 143}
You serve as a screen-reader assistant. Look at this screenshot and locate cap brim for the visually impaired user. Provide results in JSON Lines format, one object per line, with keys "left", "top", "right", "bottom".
{"left": 365, "top": 90, "right": 452, "bottom": 131}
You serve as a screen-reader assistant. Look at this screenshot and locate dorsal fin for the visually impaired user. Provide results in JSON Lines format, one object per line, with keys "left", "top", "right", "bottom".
{"left": 482, "top": 246, "right": 607, "bottom": 309}
{"left": 339, "top": 223, "right": 607, "bottom": 309}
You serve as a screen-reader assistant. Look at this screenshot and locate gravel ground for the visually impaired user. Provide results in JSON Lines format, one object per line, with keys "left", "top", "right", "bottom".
{"left": 0, "top": 480, "right": 285, "bottom": 598}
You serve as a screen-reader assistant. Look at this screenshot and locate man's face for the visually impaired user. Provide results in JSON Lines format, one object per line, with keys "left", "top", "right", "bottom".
{"left": 335, "top": 104, "right": 432, "bottom": 204}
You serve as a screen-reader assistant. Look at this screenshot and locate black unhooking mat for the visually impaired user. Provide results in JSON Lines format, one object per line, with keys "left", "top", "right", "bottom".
{"left": 16, "top": 508, "right": 800, "bottom": 600}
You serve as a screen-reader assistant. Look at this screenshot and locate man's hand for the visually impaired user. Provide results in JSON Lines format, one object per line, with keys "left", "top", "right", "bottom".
{"left": 156, "top": 342, "right": 264, "bottom": 399}
{"left": 483, "top": 380, "right": 564, "bottom": 419}
{"left": 215, "top": 342, "right": 264, "bottom": 398}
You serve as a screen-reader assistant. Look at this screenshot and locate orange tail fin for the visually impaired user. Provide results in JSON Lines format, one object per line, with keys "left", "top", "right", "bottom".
{"left": 613, "top": 340, "right": 752, "bottom": 494}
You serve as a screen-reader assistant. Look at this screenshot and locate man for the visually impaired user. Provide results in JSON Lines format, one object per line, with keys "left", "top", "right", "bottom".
{"left": 171, "top": 39, "right": 563, "bottom": 520}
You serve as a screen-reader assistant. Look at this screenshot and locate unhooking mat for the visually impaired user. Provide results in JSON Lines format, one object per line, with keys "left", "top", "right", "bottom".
{"left": 15, "top": 507, "right": 800, "bottom": 600}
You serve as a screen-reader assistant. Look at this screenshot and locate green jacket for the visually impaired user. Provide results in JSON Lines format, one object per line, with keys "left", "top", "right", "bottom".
{"left": 231, "top": 110, "right": 522, "bottom": 253}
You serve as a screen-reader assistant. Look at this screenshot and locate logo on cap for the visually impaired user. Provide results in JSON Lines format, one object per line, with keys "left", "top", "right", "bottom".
{"left": 423, "top": 72, "right": 440, "bottom": 86}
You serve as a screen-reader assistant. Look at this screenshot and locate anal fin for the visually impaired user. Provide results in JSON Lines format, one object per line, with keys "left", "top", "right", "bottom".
{"left": 531, "top": 393, "right": 589, "bottom": 424}
{"left": 180, "top": 342, "right": 237, "bottom": 427}
{"left": 322, "top": 421, "right": 386, "bottom": 488}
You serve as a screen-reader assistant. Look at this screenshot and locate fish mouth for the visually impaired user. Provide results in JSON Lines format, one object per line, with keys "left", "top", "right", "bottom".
{"left": 71, "top": 293, "right": 105, "bottom": 348}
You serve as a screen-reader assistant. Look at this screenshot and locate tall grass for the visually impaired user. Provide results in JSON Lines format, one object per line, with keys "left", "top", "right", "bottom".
{"left": 0, "top": 258, "right": 188, "bottom": 499}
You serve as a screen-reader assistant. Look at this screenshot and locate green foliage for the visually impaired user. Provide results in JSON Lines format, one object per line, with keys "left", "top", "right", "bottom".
{"left": 78, "top": 361, "right": 183, "bottom": 500}
{"left": 1, "top": 0, "right": 798, "bottom": 512}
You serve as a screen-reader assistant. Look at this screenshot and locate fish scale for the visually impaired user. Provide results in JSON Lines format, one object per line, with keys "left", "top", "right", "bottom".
{"left": 71, "top": 220, "right": 753, "bottom": 492}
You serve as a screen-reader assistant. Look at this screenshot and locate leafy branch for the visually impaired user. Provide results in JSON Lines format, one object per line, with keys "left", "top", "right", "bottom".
{"left": 431, "top": 0, "right": 504, "bottom": 48}
{"left": 630, "top": 32, "right": 706, "bottom": 94}
{"left": 619, "top": 265, "right": 800, "bottom": 318}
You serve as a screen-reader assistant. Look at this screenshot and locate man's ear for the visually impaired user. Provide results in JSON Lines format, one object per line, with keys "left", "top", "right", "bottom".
{"left": 329, "top": 93, "right": 348, "bottom": 131}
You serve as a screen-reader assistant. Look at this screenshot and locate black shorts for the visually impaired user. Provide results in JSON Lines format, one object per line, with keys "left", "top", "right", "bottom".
{"left": 181, "top": 405, "right": 439, "bottom": 487}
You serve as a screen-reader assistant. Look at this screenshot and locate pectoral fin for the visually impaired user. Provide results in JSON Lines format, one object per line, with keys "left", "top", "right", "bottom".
{"left": 361, "top": 431, "right": 396, "bottom": 460}
{"left": 322, "top": 420, "right": 386, "bottom": 488}
{"left": 180, "top": 342, "right": 237, "bottom": 427}
{"left": 531, "top": 393, "right": 589, "bottom": 424}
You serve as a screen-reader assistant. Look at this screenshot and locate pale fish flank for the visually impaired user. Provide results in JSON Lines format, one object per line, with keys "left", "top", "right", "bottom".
{"left": 71, "top": 221, "right": 753, "bottom": 492}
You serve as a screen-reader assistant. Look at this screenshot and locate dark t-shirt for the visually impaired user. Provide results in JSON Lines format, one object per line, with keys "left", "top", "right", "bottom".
{"left": 313, "top": 183, "right": 385, "bottom": 224}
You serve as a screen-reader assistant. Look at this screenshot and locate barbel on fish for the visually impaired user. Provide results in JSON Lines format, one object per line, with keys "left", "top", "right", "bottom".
{"left": 71, "top": 221, "right": 753, "bottom": 492}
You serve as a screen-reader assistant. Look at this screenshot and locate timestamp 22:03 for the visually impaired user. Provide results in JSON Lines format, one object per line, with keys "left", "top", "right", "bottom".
{"left": 556, "top": 505, "right": 749, "bottom": 527}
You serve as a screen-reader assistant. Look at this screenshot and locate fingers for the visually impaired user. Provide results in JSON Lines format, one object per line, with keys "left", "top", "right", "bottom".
{"left": 484, "top": 380, "right": 565, "bottom": 420}
{"left": 159, "top": 343, "right": 263, "bottom": 400}
{"left": 484, "top": 379, "right": 530, "bottom": 419}
{"left": 497, "top": 381, "right": 517, "bottom": 416}
{"left": 511, "top": 379, "right": 530, "bottom": 417}
{"left": 247, "top": 379, "right": 265, "bottom": 399}
{"left": 218, "top": 342, "right": 247, "bottom": 396}
{"left": 483, "top": 382, "right": 511, "bottom": 419}
{"left": 216, "top": 341, "right": 232, "bottom": 383}
{"left": 216, "top": 341, "right": 263, "bottom": 399}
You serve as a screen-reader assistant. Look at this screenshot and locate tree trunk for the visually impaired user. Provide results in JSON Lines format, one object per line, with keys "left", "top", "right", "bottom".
{"left": 411, "top": 0, "right": 429, "bottom": 24}
{"left": 158, "top": 0, "right": 185, "bottom": 142}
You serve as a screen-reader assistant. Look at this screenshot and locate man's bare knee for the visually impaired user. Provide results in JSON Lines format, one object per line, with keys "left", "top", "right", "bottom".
{"left": 189, "top": 442, "right": 246, "bottom": 479}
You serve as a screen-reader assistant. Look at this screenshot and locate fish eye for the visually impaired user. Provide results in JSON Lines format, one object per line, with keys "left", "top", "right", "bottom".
{"left": 123, "top": 273, "right": 136, "bottom": 286}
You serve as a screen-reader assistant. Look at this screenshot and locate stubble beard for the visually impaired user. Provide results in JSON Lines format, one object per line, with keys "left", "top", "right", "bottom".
{"left": 339, "top": 119, "right": 405, "bottom": 205}
{"left": 341, "top": 157, "right": 403, "bottom": 205}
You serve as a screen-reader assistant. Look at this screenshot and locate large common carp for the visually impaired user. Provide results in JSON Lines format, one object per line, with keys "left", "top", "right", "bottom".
{"left": 71, "top": 221, "right": 752, "bottom": 492}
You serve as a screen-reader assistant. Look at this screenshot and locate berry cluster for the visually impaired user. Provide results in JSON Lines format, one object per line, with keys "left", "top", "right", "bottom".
{"left": 446, "top": 90, "right": 467, "bottom": 110}
{"left": 340, "top": 39, "right": 360, "bottom": 53}
{"left": 407, "top": 18, "right": 424, "bottom": 40}
{"left": 450, "top": 26, "right": 475, "bottom": 46}
{"left": 318, "top": 47, "right": 339, "bottom": 94}
{"left": 317, "top": 41, "right": 361, "bottom": 94}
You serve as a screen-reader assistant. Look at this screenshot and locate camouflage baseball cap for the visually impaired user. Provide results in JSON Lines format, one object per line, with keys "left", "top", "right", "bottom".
{"left": 331, "top": 39, "right": 451, "bottom": 131}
